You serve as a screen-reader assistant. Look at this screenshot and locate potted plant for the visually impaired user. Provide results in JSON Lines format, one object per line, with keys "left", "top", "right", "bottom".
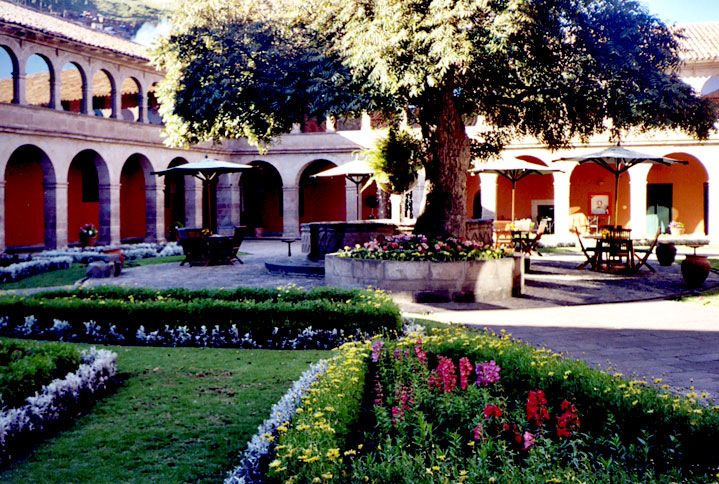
{"left": 655, "top": 241, "right": 677, "bottom": 266}
{"left": 668, "top": 221, "right": 684, "bottom": 236}
{"left": 79, "top": 223, "right": 98, "bottom": 247}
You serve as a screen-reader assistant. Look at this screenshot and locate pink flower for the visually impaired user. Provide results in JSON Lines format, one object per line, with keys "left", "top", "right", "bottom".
{"left": 459, "top": 357, "right": 473, "bottom": 390}
{"left": 522, "top": 431, "right": 535, "bottom": 451}
{"left": 391, "top": 406, "right": 403, "bottom": 424}
{"left": 436, "top": 356, "right": 457, "bottom": 393}
{"left": 373, "top": 377, "right": 384, "bottom": 407}
{"left": 475, "top": 360, "right": 501, "bottom": 387}
{"left": 472, "top": 423, "right": 484, "bottom": 441}
{"left": 414, "top": 340, "right": 428, "bottom": 365}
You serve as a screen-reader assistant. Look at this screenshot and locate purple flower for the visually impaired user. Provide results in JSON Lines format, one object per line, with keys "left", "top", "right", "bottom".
{"left": 476, "top": 360, "right": 501, "bottom": 387}
{"left": 371, "top": 340, "right": 384, "bottom": 362}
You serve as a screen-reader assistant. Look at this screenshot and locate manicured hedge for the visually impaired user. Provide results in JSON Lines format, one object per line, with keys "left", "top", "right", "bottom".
{"left": 0, "top": 340, "right": 81, "bottom": 408}
{"left": 0, "top": 287, "right": 402, "bottom": 346}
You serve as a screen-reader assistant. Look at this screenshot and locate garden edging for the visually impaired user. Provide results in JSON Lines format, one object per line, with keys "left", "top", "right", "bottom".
{"left": 325, "top": 254, "right": 523, "bottom": 302}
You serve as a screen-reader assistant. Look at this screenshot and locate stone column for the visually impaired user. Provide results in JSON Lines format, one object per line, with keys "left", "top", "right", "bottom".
{"left": 107, "top": 183, "right": 121, "bottom": 244}
{"left": 705, "top": 164, "right": 719, "bottom": 240}
{"left": 147, "top": 185, "right": 161, "bottom": 242}
{"left": 110, "top": 84, "right": 120, "bottom": 119}
{"left": 346, "top": 181, "right": 359, "bottom": 221}
{"left": 283, "top": 185, "right": 300, "bottom": 237}
{"left": 478, "top": 173, "right": 498, "bottom": 220}
{"left": 137, "top": 92, "right": 146, "bottom": 123}
{"left": 389, "top": 194, "right": 402, "bottom": 223}
{"left": 80, "top": 80, "right": 91, "bottom": 114}
{"left": 215, "top": 174, "right": 234, "bottom": 234}
{"left": 629, "top": 164, "right": 652, "bottom": 239}
{"left": 552, "top": 170, "right": 572, "bottom": 241}
{"left": 50, "top": 182, "right": 68, "bottom": 248}
{"left": 49, "top": 71, "right": 60, "bottom": 110}
{"left": 192, "top": 183, "right": 204, "bottom": 229}
{"left": 16, "top": 70, "right": 26, "bottom": 105}
{"left": 326, "top": 115, "right": 336, "bottom": 133}
{"left": 0, "top": 181, "right": 6, "bottom": 250}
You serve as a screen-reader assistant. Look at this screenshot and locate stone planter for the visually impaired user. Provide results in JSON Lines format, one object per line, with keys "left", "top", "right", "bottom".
{"left": 325, "top": 254, "right": 522, "bottom": 303}
{"left": 681, "top": 255, "right": 711, "bottom": 288}
{"left": 655, "top": 242, "right": 677, "bottom": 266}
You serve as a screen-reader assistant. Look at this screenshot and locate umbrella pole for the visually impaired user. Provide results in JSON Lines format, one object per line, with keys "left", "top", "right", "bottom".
{"left": 613, "top": 172, "right": 619, "bottom": 227}
{"left": 511, "top": 181, "right": 516, "bottom": 222}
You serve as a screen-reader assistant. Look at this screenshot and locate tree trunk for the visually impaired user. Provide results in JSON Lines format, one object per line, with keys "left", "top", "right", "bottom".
{"left": 414, "top": 90, "right": 471, "bottom": 238}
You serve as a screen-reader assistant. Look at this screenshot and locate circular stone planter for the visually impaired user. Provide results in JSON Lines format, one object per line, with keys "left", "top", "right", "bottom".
{"left": 325, "top": 254, "right": 523, "bottom": 303}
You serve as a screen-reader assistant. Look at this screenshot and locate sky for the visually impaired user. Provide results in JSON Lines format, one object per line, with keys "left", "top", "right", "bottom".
{"left": 639, "top": 0, "right": 719, "bottom": 23}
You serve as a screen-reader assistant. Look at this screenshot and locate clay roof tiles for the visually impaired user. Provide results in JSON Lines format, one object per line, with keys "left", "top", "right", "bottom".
{"left": 675, "top": 23, "right": 719, "bottom": 63}
{"left": 0, "top": 0, "right": 148, "bottom": 61}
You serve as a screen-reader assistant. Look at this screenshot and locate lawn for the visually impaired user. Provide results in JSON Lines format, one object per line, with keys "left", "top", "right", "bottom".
{"left": 0, "top": 256, "right": 185, "bottom": 291}
{"left": 0, "top": 340, "right": 328, "bottom": 482}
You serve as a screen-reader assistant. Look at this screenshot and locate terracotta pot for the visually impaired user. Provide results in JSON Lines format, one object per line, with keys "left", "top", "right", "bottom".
{"left": 80, "top": 235, "right": 97, "bottom": 248}
{"left": 655, "top": 242, "right": 677, "bottom": 266}
{"left": 681, "top": 255, "right": 711, "bottom": 288}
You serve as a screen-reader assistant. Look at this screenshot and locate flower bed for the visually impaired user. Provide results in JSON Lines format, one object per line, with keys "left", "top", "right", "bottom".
{"left": 337, "top": 234, "right": 506, "bottom": 261}
{"left": 0, "top": 257, "right": 73, "bottom": 283}
{"left": 0, "top": 339, "right": 81, "bottom": 408}
{"left": 0, "top": 287, "right": 402, "bottom": 349}
{"left": 256, "top": 328, "right": 719, "bottom": 482}
{"left": 0, "top": 345, "right": 117, "bottom": 465}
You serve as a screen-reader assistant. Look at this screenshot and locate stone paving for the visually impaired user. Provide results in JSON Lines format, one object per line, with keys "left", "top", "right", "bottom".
{"left": 70, "top": 240, "right": 719, "bottom": 399}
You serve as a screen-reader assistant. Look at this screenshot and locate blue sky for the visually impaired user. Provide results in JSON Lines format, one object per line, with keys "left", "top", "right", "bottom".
{"left": 639, "top": 0, "right": 719, "bottom": 23}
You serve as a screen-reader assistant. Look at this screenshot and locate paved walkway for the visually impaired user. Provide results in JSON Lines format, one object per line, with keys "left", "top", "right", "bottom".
{"left": 73, "top": 240, "right": 719, "bottom": 399}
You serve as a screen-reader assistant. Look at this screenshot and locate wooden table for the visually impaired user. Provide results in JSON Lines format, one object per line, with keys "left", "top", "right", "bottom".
{"left": 586, "top": 229, "right": 635, "bottom": 273}
{"left": 511, "top": 230, "right": 537, "bottom": 255}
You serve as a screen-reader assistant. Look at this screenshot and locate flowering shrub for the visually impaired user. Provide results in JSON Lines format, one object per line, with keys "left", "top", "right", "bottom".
{"left": 0, "top": 346, "right": 117, "bottom": 465}
{"left": 255, "top": 328, "right": 719, "bottom": 482}
{"left": 79, "top": 224, "right": 98, "bottom": 239}
{"left": 338, "top": 234, "right": 507, "bottom": 261}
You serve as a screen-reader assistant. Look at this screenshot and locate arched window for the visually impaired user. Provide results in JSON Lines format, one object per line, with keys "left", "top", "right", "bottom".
{"left": 0, "top": 46, "right": 16, "bottom": 104}
{"left": 92, "top": 70, "right": 114, "bottom": 117}
{"left": 25, "top": 54, "right": 52, "bottom": 108}
{"left": 120, "top": 77, "right": 141, "bottom": 121}
{"left": 60, "top": 62, "right": 85, "bottom": 113}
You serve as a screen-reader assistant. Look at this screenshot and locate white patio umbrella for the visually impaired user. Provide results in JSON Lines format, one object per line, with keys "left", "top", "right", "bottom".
{"left": 152, "top": 157, "right": 253, "bottom": 232}
{"left": 312, "top": 159, "right": 375, "bottom": 220}
{"left": 556, "top": 146, "right": 686, "bottom": 225}
{"left": 471, "top": 158, "right": 563, "bottom": 221}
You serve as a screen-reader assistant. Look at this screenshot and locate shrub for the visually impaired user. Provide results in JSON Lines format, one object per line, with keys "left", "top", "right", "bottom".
{"left": 0, "top": 340, "right": 81, "bottom": 408}
{"left": 0, "top": 287, "right": 402, "bottom": 348}
{"left": 338, "top": 234, "right": 507, "bottom": 261}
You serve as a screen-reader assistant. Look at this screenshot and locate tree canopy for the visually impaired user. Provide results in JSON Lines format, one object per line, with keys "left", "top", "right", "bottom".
{"left": 155, "top": 0, "right": 716, "bottom": 237}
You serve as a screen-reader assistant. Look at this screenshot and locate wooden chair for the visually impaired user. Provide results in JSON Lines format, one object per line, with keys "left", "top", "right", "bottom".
{"left": 574, "top": 227, "right": 598, "bottom": 270}
{"left": 631, "top": 230, "right": 661, "bottom": 274}
{"left": 493, "top": 220, "right": 513, "bottom": 249}
{"left": 230, "top": 226, "right": 245, "bottom": 264}
{"left": 177, "top": 228, "right": 206, "bottom": 266}
{"left": 524, "top": 219, "right": 548, "bottom": 256}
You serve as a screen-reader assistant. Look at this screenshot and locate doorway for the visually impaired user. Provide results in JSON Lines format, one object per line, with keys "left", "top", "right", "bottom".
{"left": 647, "top": 184, "right": 672, "bottom": 233}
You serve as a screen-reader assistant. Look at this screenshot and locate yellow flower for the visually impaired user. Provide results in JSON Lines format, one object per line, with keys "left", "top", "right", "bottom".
{"left": 321, "top": 473, "right": 333, "bottom": 481}
{"left": 326, "top": 448, "right": 341, "bottom": 461}
{"left": 269, "top": 459, "right": 282, "bottom": 469}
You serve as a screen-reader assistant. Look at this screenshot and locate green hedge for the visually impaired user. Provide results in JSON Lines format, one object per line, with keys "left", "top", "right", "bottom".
{"left": 0, "top": 339, "right": 81, "bottom": 408}
{"left": 0, "top": 287, "right": 402, "bottom": 340}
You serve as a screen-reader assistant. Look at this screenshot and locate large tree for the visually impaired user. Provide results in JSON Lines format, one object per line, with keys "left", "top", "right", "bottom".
{"left": 155, "top": 0, "right": 716, "bottom": 237}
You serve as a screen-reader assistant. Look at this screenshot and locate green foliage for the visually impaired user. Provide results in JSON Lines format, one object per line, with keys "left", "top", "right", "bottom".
{"left": 155, "top": 0, "right": 716, "bottom": 236}
{"left": 17, "top": 0, "right": 173, "bottom": 23}
{"left": 0, "top": 339, "right": 328, "bottom": 482}
{"left": 366, "top": 127, "right": 424, "bottom": 195}
{"left": 0, "top": 287, "right": 402, "bottom": 338}
{"left": 0, "top": 340, "right": 81, "bottom": 408}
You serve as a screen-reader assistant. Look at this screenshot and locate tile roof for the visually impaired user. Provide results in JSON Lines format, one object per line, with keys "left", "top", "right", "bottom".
{"left": 675, "top": 23, "right": 719, "bottom": 63}
{"left": 0, "top": 0, "right": 148, "bottom": 61}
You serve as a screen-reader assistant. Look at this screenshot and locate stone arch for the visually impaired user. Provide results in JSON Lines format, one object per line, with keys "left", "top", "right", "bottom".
{"left": 298, "top": 159, "right": 346, "bottom": 223}
{"left": 647, "top": 152, "right": 708, "bottom": 235}
{"left": 0, "top": 44, "right": 19, "bottom": 104}
{"left": 60, "top": 61, "right": 86, "bottom": 114}
{"left": 120, "top": 76, "right": 143, "bottom": 122}
{"left": 92, "top": 69, "right": 116, "bottom": 118}
{"left": 569, "top": 162, "right": 628, "bottom": 228}
{"left": 67, "top": 150, "right": 111, "bottom": 245}
{"left": 25, "top": 53, "right": 54, "bottom": 108}
{"left": 4, "top": 144, "right": 57, "bottom": 249}
{"left": 147, "top": 81, "right": 162, "bottom": 124}
{"left": 701, "top": 76, "right": 719, "bottom": 97}
{"left": 164, "top": 157, "right": 195, "bottom": 238}
{"left": 120, "top": 153, "right": 157, "bottom": 242}
{"left": 240, "top": 160, "right": 284, "bottom": 235}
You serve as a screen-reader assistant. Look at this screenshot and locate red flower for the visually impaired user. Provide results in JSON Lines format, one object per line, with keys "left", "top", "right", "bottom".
{"left": 414, "top": 340, "right": 428, "bottom": 365}
{"left": 526, "top": 390, "right": 550, "bottom": 427}
{"left": 483, "top": 404, "right": 503, "bottom": 419}
{"left": 459, "top": 357, "right": 473, "bottom": 390}
{"left": 556, "top": 399, "right": 581, "bottom": 438}
{"left": 436, "top": 356, "right": 457, "bottom": 393}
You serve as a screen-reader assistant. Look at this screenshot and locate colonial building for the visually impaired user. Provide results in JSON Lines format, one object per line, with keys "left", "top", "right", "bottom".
{"left": 1, "top": 1, "right": 718, "bottom": 251}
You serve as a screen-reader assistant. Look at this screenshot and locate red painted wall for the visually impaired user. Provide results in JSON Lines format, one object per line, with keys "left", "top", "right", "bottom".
{"left": 570, "top": 164, "right": 630, "bottom": 228}
{"left": 466, "top": 173, "right": 480, "bottom": 218}
{"left": 120, "top": 160, "right": 146, "bottom": 240}
{"left": 496, "top": 174, "right": 554, "bottom": 221}
{"left": 301, "top": 177, "right": 346, "bottom": 223}
{"left": 67, "top": 163, "right": 99, "bottom": 244}
{"left": 5, "top": 158, "right": 44, "bottom": 247}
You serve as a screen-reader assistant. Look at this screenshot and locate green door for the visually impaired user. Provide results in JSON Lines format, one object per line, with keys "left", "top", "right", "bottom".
{"left": 647, "top": 184, "right": 672, "bottom": 234}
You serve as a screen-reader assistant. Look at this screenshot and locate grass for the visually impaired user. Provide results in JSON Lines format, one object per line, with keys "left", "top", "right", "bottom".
{"left": 0, "top": 257, "right": 186, "bottom": 291}
{"left": 0, "top": 340, "right": 328, "bottom": 482}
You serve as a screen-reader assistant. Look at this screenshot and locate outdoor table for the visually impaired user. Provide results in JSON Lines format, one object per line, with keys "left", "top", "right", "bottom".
{"left": 206, "top": 235, "right": 236, "bottom": 265}
{"left": 511, "top": 230, "right": 537, "bottom": 255}
{"left": 586, "top": 229, "right": 635, "bottom": 273}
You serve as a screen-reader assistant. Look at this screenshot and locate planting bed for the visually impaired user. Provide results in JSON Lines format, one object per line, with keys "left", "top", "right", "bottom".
{"left": 254, "top": 328, "right": 719, "bottom": 482}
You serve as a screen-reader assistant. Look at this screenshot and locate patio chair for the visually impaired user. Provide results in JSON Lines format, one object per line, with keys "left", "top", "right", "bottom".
{"left": 574, "top": 227, "right": 597, "bottom": 270}
{"left": 177, "top": 228, "right": 206, "bottom": 266}
{"left": 523, "top": 219, "right": 548, "bottom": 257}
{"left": 631, "top": 229, "right": 661, "bottom": 274}
{"left": 493, "top": 220, "right": 513, "bottom": 249}
{"left": 230, "top": 225, "right": 245, "bottom": 264}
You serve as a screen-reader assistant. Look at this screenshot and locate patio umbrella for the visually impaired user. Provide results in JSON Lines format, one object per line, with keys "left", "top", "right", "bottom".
{"left": 471, "top": 158, "right": 563, "bottom": 221}
{"left": 152, "top": 157, "right": 252, "bottom": 232}
{"left": 556, "top": 146, "right": 686, "bottom": 225}
{"left": 312, "top": 159, "right": 375, "bottom": 220}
